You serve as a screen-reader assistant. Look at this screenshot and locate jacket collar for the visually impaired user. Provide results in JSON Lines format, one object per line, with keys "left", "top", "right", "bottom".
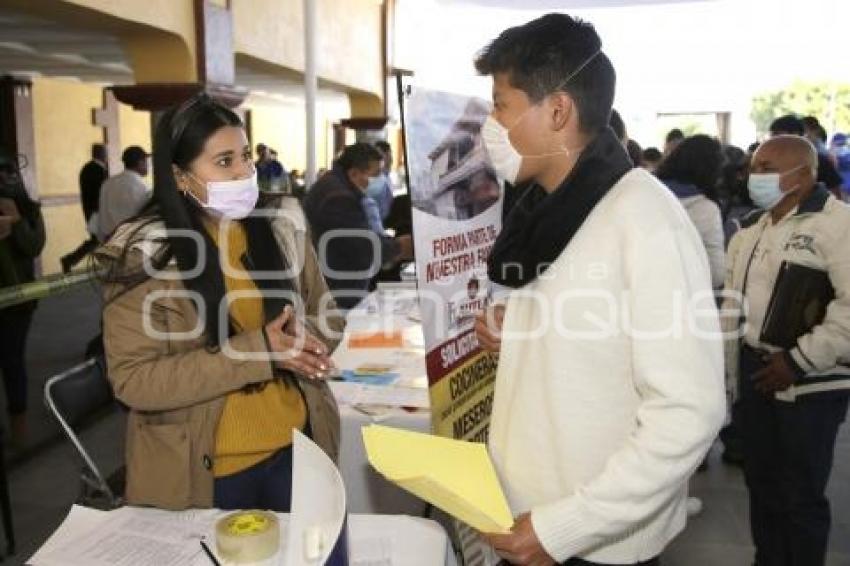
{"left": 97, "top": 219, "right": 171, "bottom": 263}
{"left": 795, "top": 183, "right": 831, "bottom": 216}
{"left": 332, "top": 163, "right": 363, "bottom": 199}
{"left": 663, "top": 179, "right": 702, "bottom": 199}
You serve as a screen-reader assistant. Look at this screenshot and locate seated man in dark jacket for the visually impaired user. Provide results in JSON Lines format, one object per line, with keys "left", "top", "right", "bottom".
{"left": 303, "top": 143, "right": 411, "bottom": 309}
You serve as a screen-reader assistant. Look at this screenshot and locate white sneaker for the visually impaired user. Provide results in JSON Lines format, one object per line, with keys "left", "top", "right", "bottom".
{"left": 686, "top": 496, "right": 703, "bottom": 517}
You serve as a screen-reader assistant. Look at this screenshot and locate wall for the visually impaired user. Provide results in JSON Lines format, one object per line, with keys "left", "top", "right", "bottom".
{"left": 31, "top": 77, "right": 152, "bottom": 275}
{"left": 118, "top": 102, "right": 152, "bottom": 179}
{"left": 32, "top": 78, "right": 102, "bottom": 274}
{"left": 232, "top": 0, "right": 384, "bottom": 111}
{"left": 244, "top": 92, "right": 351, "bottom": 173}
{"left": 5, "top": 0, "right": 198, "bottom": 83}
{"left": 61, "top": 0, "right": 197, "bottom": 82}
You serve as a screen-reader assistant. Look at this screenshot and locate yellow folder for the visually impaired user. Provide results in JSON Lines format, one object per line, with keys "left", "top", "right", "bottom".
{"left": 362, "top": 424, "right": 514, "bottom": 534}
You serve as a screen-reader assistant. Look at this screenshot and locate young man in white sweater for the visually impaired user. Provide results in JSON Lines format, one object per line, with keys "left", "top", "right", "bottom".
{"left": 473, "top": 14, "right": 726, "bottom": 565}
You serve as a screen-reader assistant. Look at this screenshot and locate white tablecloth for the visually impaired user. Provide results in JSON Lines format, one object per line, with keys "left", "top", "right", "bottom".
{"left": 330, "top": 289, "right": 433, "bottom": 517}
{"left": 30, "top": 505, "right": 457, "bottom": 566}
{"left": 348, "top": 514, "right": 456, "bottom": 566}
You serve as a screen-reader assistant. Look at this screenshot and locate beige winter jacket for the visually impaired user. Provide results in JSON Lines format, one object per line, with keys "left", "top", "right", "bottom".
{"left": 97, "top": 208, "right": 344, "bottom": 510}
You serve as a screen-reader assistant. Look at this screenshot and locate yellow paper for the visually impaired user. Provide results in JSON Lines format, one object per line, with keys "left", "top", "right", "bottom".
{"left": 362, "top": 425, "right": 513, "bottom": 533}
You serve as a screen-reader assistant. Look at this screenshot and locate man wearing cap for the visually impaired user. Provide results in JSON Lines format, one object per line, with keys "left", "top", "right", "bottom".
{"left": 723, "top": 135, "right": 850, "bottom": 566}
{"left": 97, "top": 145, "right": 150, "bottom": 240}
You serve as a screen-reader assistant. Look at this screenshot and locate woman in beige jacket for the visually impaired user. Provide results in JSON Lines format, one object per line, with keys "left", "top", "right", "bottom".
{"left": 97, "top": 95, "right": 344, "bottom": 511}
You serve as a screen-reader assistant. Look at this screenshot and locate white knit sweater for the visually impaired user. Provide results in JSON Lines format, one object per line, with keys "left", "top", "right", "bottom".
{"left": 488, "top": 168, "right": 726, "bottom": 564}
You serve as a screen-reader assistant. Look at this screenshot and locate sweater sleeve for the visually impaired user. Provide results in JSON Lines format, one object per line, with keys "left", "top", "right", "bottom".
{"left": 529, "top": 223, "right": 726, "bottom": 561}
{"left": 790, "top": 215, "right": 850, "bottom": 374}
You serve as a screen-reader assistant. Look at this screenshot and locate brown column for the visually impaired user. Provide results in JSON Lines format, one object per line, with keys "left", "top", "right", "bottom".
{"left": 194, "top": 0, "right": 235, "bottom": 86}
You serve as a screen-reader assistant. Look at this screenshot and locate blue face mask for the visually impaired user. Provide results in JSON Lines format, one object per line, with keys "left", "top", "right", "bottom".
{"left": 365, "top": 175, "right": 385, "bottom": 199}
{"left": 747, "top": 165, "right": 803, "bottom": 210}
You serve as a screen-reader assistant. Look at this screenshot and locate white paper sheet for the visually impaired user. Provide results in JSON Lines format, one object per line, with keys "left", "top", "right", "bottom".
{"left": 330, "top": 381, "right": 430, "bottom": 409}
{"left": 285, "top": 430, "right": 348, "bottom": 565}
{"left": 30, "top": 505, "right": 453, "bottom": 566}
{"left": 28, "top": 506, "right": 223, "bottom": 566}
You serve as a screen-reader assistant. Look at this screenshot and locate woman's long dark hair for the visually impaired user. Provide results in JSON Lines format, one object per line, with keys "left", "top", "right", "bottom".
{"left": 655, "top": 134, "right": 723, "bottom": 203}
{"left": 102, "top": 94, "right": 293, "bottom": 349}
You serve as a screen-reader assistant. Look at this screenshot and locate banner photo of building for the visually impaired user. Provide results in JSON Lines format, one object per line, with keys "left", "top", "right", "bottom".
{"left": 404, "top": 86, "right": 503, "bottom": 443}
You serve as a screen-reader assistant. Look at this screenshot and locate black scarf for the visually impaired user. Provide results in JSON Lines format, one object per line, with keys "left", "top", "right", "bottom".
{"left": 488, "top": 127, "right": 633, "bottom": 288}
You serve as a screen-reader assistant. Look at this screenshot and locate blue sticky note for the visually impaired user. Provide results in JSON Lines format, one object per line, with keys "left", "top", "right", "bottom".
{"left": 341, "top": 370, "right": 400, "bottom": 386}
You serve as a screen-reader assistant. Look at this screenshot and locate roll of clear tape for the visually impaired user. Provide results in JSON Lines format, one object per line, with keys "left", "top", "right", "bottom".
{"left": 215, "top": 510, "right": 280, "bottom": 563}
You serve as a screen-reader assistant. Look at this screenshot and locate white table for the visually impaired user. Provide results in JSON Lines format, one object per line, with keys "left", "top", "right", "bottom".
{"left": 30, "top": 505, "right": 457, "bottom": 566}
{"left": 330, "top": 289, "right": 433, "bottom": 516}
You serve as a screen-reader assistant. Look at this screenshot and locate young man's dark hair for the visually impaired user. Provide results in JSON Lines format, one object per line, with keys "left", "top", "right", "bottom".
{"left": 665, "top": 128, "right": 685, "bottom": 144}
{"left": 609, "top": 109, "right": 626, "bottom": 143}
{"left": 814, "top": 125, "right": 828, "bottom": 144}
{"left": 474, "top": 13, "right": 615, "bottom": 134}
{"left": 336, "top": 142, "right": 383, "bottom": 172}
{"left": 769, "top": 114, "right": 804, "bottom": 136}
{"left": 92, "top": 143, "right": 107, "bottom": 162}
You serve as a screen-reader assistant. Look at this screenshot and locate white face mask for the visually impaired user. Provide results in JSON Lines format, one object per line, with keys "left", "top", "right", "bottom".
{"left": 747, "top": 165, "right": 803, "bottom": 210}
{"left": 480, "top": 50, "right": 602, "bottom": 184}
{"left": 481, "top": 115, "right": 523, "bottom": 184}
{"left": 186, "top": 172, "right": 259, "bottom": 219}
{"left": 365, "top": 175, "right": 384, "bottom": 198}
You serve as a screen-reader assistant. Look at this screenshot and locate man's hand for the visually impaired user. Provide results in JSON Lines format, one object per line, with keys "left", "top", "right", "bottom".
{"left": 752, "top": 351, "right": 798, "bottom": 394}
{"left": 475, "top": 304, "right": 505, "bottom": 353}
{"left": 264, "top": 306, "right": 335, "bottom": 379}
{"left": 483, "top": 514, "right": 555, "bottom": 566}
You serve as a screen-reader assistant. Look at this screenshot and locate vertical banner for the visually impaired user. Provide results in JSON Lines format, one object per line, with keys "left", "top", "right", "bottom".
{"left": 405, "top": 86, "right": 502, "bottom": 441}
{"left": 404, "top": 85, "right": 503, "bottom": 565}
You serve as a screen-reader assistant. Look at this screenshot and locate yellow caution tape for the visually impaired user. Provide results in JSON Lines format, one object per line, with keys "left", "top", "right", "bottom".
{"left": 0, "top": 268, "right": 98, "bottom": 310}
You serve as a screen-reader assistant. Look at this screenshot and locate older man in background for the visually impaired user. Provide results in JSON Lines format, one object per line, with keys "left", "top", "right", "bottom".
{"left": 724, "top": 135, "right": 850, "bottom": 566}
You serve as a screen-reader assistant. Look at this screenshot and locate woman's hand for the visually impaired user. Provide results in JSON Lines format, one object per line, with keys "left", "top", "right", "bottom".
{"left": 264, "top": 306, "right": 335, "bottom": 379}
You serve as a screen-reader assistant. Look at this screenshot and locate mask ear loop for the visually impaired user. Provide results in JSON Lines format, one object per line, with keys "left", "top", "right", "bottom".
{"left": 503, "top": 50, "right": 603, "bottom": 161}
{"left": 180, "top": 170, "right": 208, "bottom": 207}
{"left": 777, "top": 164, "right": 808, "bottom": 196}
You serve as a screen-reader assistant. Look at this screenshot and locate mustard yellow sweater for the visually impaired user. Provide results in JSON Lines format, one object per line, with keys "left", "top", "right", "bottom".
{"left": 206, "top": 220, "right": 306, "bottom": 477}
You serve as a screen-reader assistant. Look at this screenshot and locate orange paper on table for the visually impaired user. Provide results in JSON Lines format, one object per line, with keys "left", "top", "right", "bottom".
{"left": 348, "top": 330, "right": 404, "bottom": 348}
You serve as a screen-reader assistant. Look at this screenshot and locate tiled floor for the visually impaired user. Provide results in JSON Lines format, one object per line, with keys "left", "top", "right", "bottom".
{"left": 3, "top": 286, "right": 850, "bottom": 565}
{"left": 665, "top": 432, "right": 850, "bottom": 566}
